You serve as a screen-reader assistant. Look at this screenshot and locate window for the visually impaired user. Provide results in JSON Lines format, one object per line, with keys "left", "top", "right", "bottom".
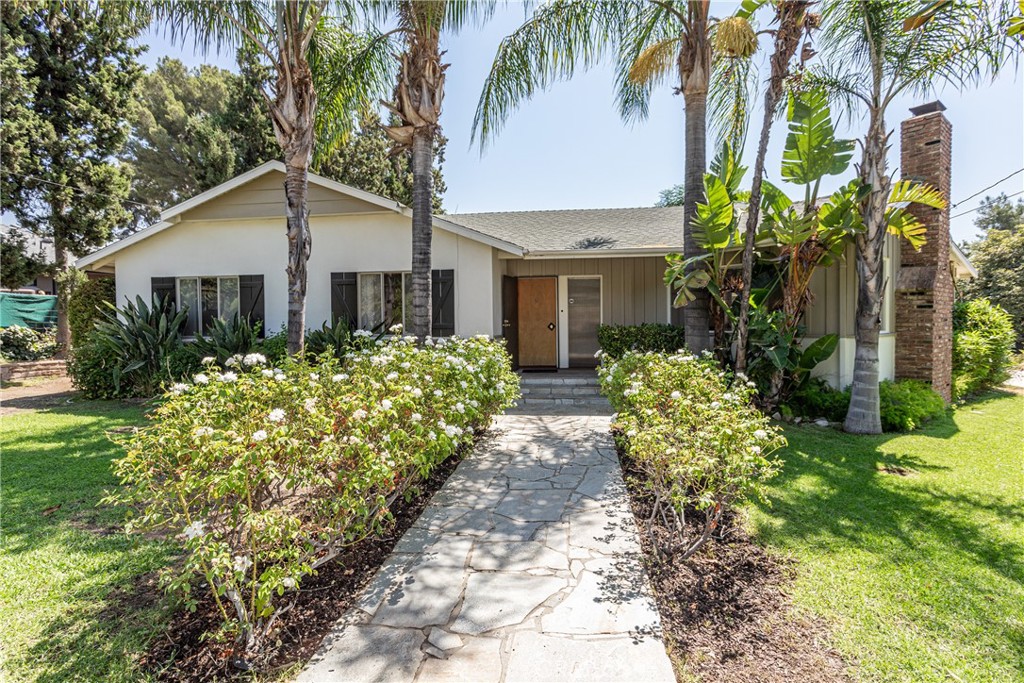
{"left": 177, "top": 276, "right": 240, "bottom": 336}
{"left": 357, "top": 272, "right": 412, "bottom": 332}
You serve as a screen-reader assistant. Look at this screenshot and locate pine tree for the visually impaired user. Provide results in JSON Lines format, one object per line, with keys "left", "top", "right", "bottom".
{"left": 0, "top": 3, "right": 144, "bottom": 349}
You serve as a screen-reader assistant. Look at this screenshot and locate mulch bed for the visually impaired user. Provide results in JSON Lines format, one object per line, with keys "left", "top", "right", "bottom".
{"left": 136, "top": 446, "right": 466, "bottom": 682}
{"left": 617, "top": 450, "right": 853, "bottom": 683}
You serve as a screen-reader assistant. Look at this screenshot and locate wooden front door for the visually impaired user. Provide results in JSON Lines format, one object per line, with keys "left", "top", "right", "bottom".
{"left": 517, "top": 277, "right": 557, "bottom": 367}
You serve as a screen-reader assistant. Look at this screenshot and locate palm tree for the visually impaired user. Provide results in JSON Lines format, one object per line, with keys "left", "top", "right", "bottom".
{"left": 812, "top": 0, "right": 1014, "bottom": 433}
{"left": 362, "top": 1, "right": 496, "bottom": 339}
{"left": 734, "top": 0, "right": 818, "bottom": 374}
{"left": 158, "top": 1, "right": 389, "bottom": 356}
{"left": 473, "top": 0, "right": 756, "bottom": 354}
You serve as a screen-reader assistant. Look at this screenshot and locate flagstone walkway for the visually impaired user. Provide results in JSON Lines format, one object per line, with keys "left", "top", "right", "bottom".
{"left": 298, "top": 413, "right": 675, "bottom": 683}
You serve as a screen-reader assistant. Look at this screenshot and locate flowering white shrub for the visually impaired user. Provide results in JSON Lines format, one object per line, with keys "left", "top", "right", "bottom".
{"left": 107, "top": 335, "right": 518, "bottom": 655}
{"left": 599, "top": 351, "right": 785, "bottom": 560}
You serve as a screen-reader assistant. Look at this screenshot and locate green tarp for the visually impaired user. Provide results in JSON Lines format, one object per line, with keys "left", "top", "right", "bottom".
{"left": 0, "top": 292, "right": 57, "bottom": 329}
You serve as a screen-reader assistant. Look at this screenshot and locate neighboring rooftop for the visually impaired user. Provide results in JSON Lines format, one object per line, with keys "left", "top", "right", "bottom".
{"left": 445, "top": 206, "right": 688, "bottom": 254}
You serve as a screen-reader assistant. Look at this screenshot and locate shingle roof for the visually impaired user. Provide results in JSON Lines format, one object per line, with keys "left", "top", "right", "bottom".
{"left": 444, "top": 206, "right": 688, "bottom": 254}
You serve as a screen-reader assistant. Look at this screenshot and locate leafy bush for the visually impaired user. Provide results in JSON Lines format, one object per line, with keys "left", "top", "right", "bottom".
{"left": 256, "top": 329, "right": 288, "bottom": 366}
{"left": 304, "top": 317, "right": 352, "bottom": 360}
{"left": 0, "top": 325, "right": 58, "bottom": 361}
{"left": 66, "top": 337, "right": 121, "bottom": 398}
{"left": 91, "top": 296, "right": 188, "bottom": 396}
{"left": 67, "top": 277, "right": 115, "bottom": 348}
{"left": 789, "top": 379, "right": 946, "bottom": 431}
{"left": 192, "top": 314, "right": 261, "bottom": 364}
{"left": 599, "top": 351, "right": 784, "bottom": 560}
{"left": 596, "top": 323, "right": 686, "bottom": 359}
{"left": 107, "top": 335, "right": 519, "bottom": 655}
{"left": 952, "top": 298, "right": 1016, "bottom": 397}
{"left": 164, "top": 343, "right": 204, "bottom": 382}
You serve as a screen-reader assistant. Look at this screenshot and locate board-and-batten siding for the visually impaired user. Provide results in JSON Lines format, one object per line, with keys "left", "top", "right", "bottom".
{"left": 179, "top": 172, "right": 388, "bottom": 222}
{"left": 502, "top": 257, "right": 669, "bottom": 325}
{"left": 804, "top": 237, "right": 898, "bottom": 338}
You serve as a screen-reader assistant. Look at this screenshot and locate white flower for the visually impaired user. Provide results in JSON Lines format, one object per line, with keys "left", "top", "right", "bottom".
{"left": 428, "top": 431, "right": 437, "bottom": 440}
{"left": 751, "top": 445, "right": 763, "bottom": 455}
{"left": 194, "top": 426, "right": 214, "bottom": 438}
{"left": 233, "top": 554, "right": 253, "bottom": 573}
{"left": 201, "top": 356, "right": 216, "bottom": 365}
{"left": 410, "top": 412, "right": 422, "bottom": 422}
{"left": 170, "top": 383, "right": 189, "bottom": 395}
{"left": 225, "top": 355, "right": 241, "bottom": 367}
{"left": 389, "top": 323, "right": 404, "bottom": 334}
{"left": 243, "top": 352, "right": 266, "bottom": 366}
{"left": 268, "top": 408, "right": 286, "bottom": 422}
{"left": 282, "top": 577, "right": 297, "bottom": 589}
{"left": 353, "top": 329, "right": 372, "bottom": 338}
{"left": 433, "top": 389, "right": 443, "bottom": 397}
{"left": 218, "top": 371, "right": 238, "bottom": 383}
{"left": 304, "top": 398, "right": 317, "bottom": 413}
{"left": 455, "top": 402, "right": 465, "bottom": 414}
{"left": 183, "top": 520, "right": 205, "bottom": 540}
{"left": 274, "top": 372, "right": 286, "bottom": 381}
{"left": 424, "top": 337, "right": 435, "bottom": 346}
{"left": 332, "top": 373, "right": 348, "bottom": 382}
{"left": 194, "top": 373, "right": 209, "bottom": 385}
{"left": 754, "top": 429, "right": 768, "bottom": 440}
{"left": 381, "top": 399, "right": 393, "bottom": 410}
{"left": 670, "top": 390, "right": 682, "bottom": 400}
{"left": 352, "top": 408, "right": 368, "bottom": 420}
{"left": 386, "top": 372, "right": 399, "bottom": 381}
{"left": 710, "top": 401, "right": 722, "bottom": 410}
{"left": 252, "top": 429, "right": 268, "bottom": 442}
{"left": 400, "top": 361, "right": 411, "bottom": 369}
{"left": 310, "top": 373, "right": 319, "bottom": 381}
{"left": 261, "top": 369, "right": 275, "bottom": 378}
{"left": 593, "top": 349, "right": 603, "bottom": 358}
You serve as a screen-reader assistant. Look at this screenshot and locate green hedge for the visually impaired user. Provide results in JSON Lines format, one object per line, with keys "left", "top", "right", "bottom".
{"left": 67, "top": 278, "right": 115, "bottom": 348}
{"left": 790, "top": 379, "right": 946, "bottom": 432}
{"left": 597, "top": 323, "right": 686, "bottom": 359}
{"left": 952, "top": 298, "right": 1015, "bottom": 398}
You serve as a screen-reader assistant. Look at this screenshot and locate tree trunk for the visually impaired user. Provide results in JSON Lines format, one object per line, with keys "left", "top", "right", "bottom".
{"left": 844, "top": 110, "right": 890, "bottom": 434}
{"left": 54, "top": 243, "right": 71, "bottom": 354}
{"left": 735, "top": 98, "right": 775, "bottom": 373}
{"left": 682, "top": 89, "right": 711, "bottom": 353}
{"left": 409, "top": 130, "right": 434, "bottom": 339}
{"left": 284, "top": 158, "right": 310, "bottom": 357}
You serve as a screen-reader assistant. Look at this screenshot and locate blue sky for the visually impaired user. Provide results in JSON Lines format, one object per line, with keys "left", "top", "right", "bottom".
{"left": 141, "top": 3, "right": 1023, "bottom": 245}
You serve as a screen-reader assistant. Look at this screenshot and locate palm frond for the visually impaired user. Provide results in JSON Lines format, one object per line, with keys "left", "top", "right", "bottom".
{"left": 612, "top": 1, "right": 677, "bottom": 123}
{"left": 709, "top": 50, "right": 756, "bottom": 152}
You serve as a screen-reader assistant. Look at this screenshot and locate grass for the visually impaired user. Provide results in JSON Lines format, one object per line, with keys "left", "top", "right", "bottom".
{"left": 0, "top": 400, "right": 173, "bottom": 683}
{"left": 747, "top": 391, "right": 1024, "bottom": 682}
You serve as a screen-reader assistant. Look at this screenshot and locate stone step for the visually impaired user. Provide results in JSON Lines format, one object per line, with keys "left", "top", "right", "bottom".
{"left": 519, "top": 375, "right": 600, "bottom": 387}
{"left": 515, "top": 396, "right": 611, "bottom": 409}
{"left": 520, "top": 384, "right": 602, "bottom": 398}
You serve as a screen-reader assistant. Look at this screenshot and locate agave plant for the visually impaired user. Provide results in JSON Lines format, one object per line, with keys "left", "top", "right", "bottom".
{"left": 304, "top": 317, "right": 352, "bottom": 360}
{"left": 192, "top": 314, "right": 262, "bottom": 364}
{"left": 93, "top": 295, "right": 188, "bottom": 395}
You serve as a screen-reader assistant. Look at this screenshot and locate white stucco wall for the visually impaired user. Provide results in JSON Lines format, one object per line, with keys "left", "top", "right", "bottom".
{"left": 112, "top": 212, "right": 498, "bottom": 337}
{"left": 807, "top": 333, "right": 896, "bottom": 389}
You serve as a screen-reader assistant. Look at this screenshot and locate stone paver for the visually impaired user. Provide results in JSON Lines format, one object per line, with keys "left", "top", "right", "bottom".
{"left": 298, "top": 413, "right": 674, "bottom": 683}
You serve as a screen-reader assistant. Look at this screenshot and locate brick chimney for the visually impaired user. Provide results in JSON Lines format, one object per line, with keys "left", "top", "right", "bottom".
{"left": 894, "top": 101, "right": 953, "bottom": 401}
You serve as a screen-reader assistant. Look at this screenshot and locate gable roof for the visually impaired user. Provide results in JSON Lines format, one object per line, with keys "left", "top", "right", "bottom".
{"left": 78, "top": 161, "right": 522, "bottom": 268}
{"left": 444, "top": 206, "right": 687, "bottom": 256}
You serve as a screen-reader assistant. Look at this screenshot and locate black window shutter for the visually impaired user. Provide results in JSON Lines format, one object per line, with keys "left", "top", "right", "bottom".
{"left": 151, "top": 277, "right": 176, "bottom": 310}
{"left": 431, "top": 269, "right": 455, "bottom": 337}
{"left": 331, "top": 272, "right": 358, "bottom": 330}
{"left": 239, "top": 275, "right": 265, "bottom": 336}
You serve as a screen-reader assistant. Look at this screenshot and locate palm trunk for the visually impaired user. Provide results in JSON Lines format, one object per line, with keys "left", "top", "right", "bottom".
{"left": 409, "top": 130, "right": 434, "bottom": 339}
{"left": 682, "top": 89, "right": 711, "bottom": 353}
{"left": 844, "top": 110, "right": 890, "bottom": 434}
{"left": 284, "top": 158, "right": 310, "bottom": 357}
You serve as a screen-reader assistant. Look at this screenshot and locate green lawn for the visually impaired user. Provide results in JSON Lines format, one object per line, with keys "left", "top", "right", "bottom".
{"left": 747, "top": 391, "right": 1024, "bottom": 683}
{"left": 0, "top": 401, "right": 172, "bottom": 683}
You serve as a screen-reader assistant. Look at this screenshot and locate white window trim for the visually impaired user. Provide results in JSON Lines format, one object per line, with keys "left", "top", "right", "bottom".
{"left": 175, "top": 275, "right": 240, "bottom": 339}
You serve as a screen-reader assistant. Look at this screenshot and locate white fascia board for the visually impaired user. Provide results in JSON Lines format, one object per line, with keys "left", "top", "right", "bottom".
{"left": 76, "top": 219, "right": 176, "bottom": 269}
{"left": 950, "top": 240, "right": 978, "bottom": 278}
{"left": 428, "top": 214, "right": 525, "bottom": 256}
{"left": 520, "top": 246, "right": 683, "bottom": 259}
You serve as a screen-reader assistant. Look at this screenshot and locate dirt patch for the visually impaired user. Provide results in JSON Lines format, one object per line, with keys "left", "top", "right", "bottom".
{"left": 618, "top": 451, "right": 853, "bottom": 683}
{"left": 878, "top": 464, "right": 915, "bottom": 477}
{"left": 142, "top": 446, "right": 466, "bottom": 682}
{"left": 0, "top": 376, "right": 76, "bottom": 414}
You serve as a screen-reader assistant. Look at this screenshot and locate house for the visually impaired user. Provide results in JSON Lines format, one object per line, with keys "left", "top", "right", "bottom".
{"left": 78, "top": 103, "right": 971, "bottom": 399}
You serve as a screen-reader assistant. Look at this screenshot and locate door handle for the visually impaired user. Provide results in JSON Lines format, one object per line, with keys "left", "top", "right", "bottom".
{"left": 547, "top": 322, "right": 555, "bottom": 331}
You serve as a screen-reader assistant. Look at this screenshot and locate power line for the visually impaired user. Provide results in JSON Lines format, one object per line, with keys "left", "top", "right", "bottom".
{"left": 951, "top": 189, "right": 1024, "bottom": 220}
{"left": 951, "top": 167, "right": 1024, "bottom": 209}
{"left": 7, "top": 172, "right": 162, "bottom": 212}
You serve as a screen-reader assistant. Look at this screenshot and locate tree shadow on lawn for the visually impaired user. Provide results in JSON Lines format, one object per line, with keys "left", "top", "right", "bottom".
{"left": 752, "top": 391, "right": 1024, "bottom": 668}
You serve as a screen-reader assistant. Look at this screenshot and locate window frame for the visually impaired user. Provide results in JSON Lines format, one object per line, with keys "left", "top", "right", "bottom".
{"left": 356, "top": 271, "right": 412, "bottom": 332}
{"left": 175, "top": 275, "right": 241, "bottom": 338}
